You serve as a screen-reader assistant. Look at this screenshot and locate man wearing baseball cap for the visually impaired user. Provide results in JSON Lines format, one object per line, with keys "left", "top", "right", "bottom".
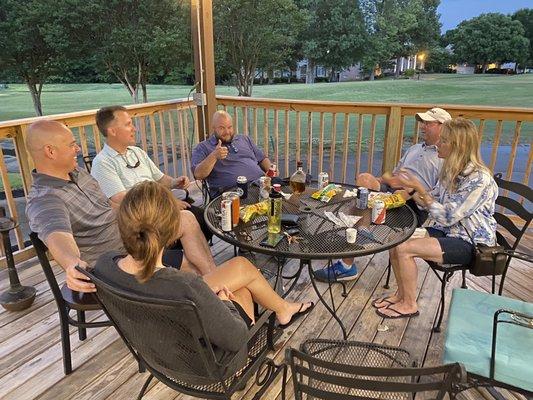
{"left": 314, "top": 107, "right": 452, "bottom": 283}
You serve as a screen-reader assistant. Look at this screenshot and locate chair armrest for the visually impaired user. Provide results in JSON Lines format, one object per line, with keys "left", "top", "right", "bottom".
{"left": 490, "top": 308, "right": 533, "bottom": 379}
{"left": 495, "top": 249, "right": 533, "bottom": 264}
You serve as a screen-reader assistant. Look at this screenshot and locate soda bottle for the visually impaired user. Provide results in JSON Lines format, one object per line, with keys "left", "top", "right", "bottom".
{"left": 267, "top": 188, "right": 282, "bottom": 234}
{"left": 289, "top": 161, "right": 306, "bottom": 194}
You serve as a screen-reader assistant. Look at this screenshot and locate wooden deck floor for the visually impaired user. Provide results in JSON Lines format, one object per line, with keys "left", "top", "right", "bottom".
{"left": 0, "top": 235, "right": 531, "bottom": 400}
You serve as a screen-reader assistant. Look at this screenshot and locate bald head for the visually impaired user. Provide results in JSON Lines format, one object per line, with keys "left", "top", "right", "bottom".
{"left": 26, "top": 120, "right": 80, "bottom": 175}
{"left": 211, "top": 111, "right": 234, "bottom": 143}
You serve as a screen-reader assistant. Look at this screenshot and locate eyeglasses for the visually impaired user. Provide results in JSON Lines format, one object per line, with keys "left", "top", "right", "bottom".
{"left": 120, "top": 150, "right": 140, "bottom": 169}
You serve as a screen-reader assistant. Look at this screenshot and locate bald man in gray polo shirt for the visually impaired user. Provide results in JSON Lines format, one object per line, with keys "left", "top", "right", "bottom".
{"left": 25, "top": 120, "right": 216, "bottom": 292}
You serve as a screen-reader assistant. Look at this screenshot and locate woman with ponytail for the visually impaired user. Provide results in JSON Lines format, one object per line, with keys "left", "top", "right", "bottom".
{"left": 94, "top": 181, "right": 313, "bottom": 357}
{"left": 373, "top": 118, "right": 498, "bottom": 319}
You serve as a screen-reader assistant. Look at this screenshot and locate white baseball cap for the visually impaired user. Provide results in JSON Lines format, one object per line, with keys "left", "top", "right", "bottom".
{"left": 415, "top": 107, "right": 452, "bottom": 123}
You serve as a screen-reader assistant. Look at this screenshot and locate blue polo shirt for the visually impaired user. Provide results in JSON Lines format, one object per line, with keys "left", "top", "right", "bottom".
{"left": 191, "top": 134, "right": 266, "bottom": 195}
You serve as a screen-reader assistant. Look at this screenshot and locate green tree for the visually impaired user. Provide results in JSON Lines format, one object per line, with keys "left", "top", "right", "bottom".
{"left": 47, "top": 0, "right": 190, "bottom": 103}
{"left": 297, "top": 0, "right": 367, "bottom": 83}
{"left": 214, "top": 0, "right": 304, "bottom": 96}
{"left": 512, "top": 8, "right": 533, "bottom": 67}
{"left": 447, "top": 13, "right": 529, "bottom": 73}
{"left": 0, "top": 0, "right": 57, "bottom": 115}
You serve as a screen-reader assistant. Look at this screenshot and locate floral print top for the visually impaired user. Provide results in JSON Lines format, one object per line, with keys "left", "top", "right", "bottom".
{"left": 426, "top": 163, "right": 498, "bottom": 246}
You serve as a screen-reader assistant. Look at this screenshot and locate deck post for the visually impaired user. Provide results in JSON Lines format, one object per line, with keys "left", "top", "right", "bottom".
{"left": 383, "top": 106, "right": 402, "bottom": 173}
{"left": 191, "top": 0, "right": 217, "bottom": 141}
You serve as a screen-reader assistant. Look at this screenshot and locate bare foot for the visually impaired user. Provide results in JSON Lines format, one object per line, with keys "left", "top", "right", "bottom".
{"left": 276, "top": 301, "right": 313, "bottom": 326}
{"left": 372, "top": 293, "right": 401, "bottom": 309}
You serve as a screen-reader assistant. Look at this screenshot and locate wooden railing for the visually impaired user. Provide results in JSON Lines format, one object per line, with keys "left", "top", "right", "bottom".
{"left": 0, "top": 96, "right": 531, "bottom": 267}
{"left": 0, "top": 99, "right": 198, "bottom": 266}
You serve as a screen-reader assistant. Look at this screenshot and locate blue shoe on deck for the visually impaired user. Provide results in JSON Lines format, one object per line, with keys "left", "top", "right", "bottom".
{"left": 313, "top": 260, "right": 359, "bottom": 283}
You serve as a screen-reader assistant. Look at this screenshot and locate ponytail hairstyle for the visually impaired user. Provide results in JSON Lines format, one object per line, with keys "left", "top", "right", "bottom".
{"left": 117, "top": 181, "right": 181, "bottom": 282}
{"left": 439, "top": 117, "right": 489, "bottom": 192}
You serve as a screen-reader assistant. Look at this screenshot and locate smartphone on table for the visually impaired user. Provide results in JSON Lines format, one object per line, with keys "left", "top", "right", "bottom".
{"left": 259, "top": 233, "right": 284, "bottom": 248}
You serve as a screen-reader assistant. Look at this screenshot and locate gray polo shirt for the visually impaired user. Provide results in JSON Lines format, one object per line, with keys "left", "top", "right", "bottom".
{"left": 26, "top": 168, "right": 125, "bottom": 267}
{"left": 394, "top": 143, "right": 442, "bottom": 191}
{"left": 91, "top": 144, "right": 164, "bottom": 198}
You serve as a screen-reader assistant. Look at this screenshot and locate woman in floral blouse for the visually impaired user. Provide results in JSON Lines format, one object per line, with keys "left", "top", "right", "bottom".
{"left": 373, "top": 118, "right": 497, "bottom": 319}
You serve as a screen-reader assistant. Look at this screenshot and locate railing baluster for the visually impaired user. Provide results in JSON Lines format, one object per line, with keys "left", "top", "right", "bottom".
{"left": 318, "top": 113, "right": 325, "bottom": 174}
{"left": 253, "top": 108, "right": 258, "bottom": 144}
{"left": 178, "top": 110, "right": 187, "bottom": 176}
{"left": 523, "top": 144, "right": 532, "bottom": 195}
{"left": 233, "top": 106, "right": 239, "bottom": 134}
{"left": 92, "top": 124, "right": 102, "bottom": 152}
{"left": 396, "top": 116, "right": 406, "bottom": 162}
{"left": 413, "top": 120, "right": 420, "bottom": 144}
{"left": 307, "top": 112, "right": 313, "bottom": 173}
{"left": 149, "top": 114, "right": 159, "bottom": 166}
{"left": 158, "top": 112, "right": 168, "bottom": 175}
{"left": 284, "top": 110, "right": 290, "bottom": 176}
{"left": 489, "top": 120, "right": 503, "bottom": 172}
{"left": 355, "top": 114, "right": 363, "bottom": 178}
{"left": 478, "top": 119, "right": 485, "bottom": 141}
{"left": 296, "top": 111, "right": 301, "bottom": 164}
{"left": 368, "top": 115, "right": 377, "bottom": 174}
{"left": 505, "top": 121, "right": 522, "bottom": 182}
{"left": 274, "top": 110, "right": 279, "bottom": 169}
{"left": 138, "top": 117, "right": 148, "bottom": 152}
{"left": 263, "top": 109, "right": 269, "bottom": 158}
{"left": 330, "top": 113, "right": 337, "bottom": 180}
{"left": 78, "top": 126, "right": 89, "bottom": 157}
{"left": 168, "top": 112, "right": 179, "bottom": 178}
{"left": 341, "top": 113, "right": 350, "bottom": 183}
{"left": 242, "top": 106, "right": 248, "bottom": 136}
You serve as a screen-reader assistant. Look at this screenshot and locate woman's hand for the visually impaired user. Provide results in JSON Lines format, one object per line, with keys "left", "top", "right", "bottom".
{"left": 214, "top": 285, "right": 235, "bottom": 301}
{"left": 394, "top": 169, "right": 425, "bottom": 193}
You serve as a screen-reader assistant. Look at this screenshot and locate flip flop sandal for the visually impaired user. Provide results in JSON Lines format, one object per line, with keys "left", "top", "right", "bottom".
{"left": 278, "top": 302, "right": 315, "bottom": 329}
{"left": 371, "top": 297, "right": 396, "bottom": 308}
{"left": 376, "top": 305, "right": 419, "bottom": 319}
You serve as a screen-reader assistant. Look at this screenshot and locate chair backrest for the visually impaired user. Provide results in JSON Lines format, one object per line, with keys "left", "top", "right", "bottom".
{"left": 493, "top": 173, "right": 532, "bottom": 252}
{"left": 30, "top": 232, "right": 65, "bottom": 306}
{"left": 287, "top": 340, "right": 465, "bottom": 400}
{"left": 83, "top": 154, "right": 95, "bottom": 173}
{"left": 78, "top": 267, "right": 226, "bottom": 386}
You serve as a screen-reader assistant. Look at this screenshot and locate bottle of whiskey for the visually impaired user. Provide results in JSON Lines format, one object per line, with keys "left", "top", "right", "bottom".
{"left": 289, "top": 161, "right": 306, "bottom": 194}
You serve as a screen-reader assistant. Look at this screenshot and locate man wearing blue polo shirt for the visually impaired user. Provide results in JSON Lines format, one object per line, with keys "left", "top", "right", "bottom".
{"left": 192, "top": 111, "right": 274, "bottom": 197}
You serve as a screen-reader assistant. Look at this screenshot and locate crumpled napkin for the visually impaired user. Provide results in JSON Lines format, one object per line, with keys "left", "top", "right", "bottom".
{"left": 324, "top": 211, "right": 362, "bottom": 227}
{"left": 343, "top": 188, "right": 358, "bottom": 198}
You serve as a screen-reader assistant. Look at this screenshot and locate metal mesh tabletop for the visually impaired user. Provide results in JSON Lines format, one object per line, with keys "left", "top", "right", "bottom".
{"left": 205, "top": 184, "right": 417, "bottom": 260}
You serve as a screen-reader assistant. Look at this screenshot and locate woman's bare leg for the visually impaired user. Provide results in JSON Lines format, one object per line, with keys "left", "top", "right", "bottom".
{"left": 203, "top": 256, "right": 312, "bottom": 325}
{"left": 373, "top": 247, "right": 404, "bottom": 308}
{"left": 232, "top": 287, "right": 255, "bottom": 324}
{"left": 378, "top": 237, "right": 443, "bottom": 317}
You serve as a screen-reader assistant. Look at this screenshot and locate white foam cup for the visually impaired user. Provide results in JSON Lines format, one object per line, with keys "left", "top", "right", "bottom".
{"left": 346, "top": 228, "right": 357, "bottom": 243}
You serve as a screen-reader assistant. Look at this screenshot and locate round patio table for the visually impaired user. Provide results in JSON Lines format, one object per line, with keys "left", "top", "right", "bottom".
{"left": 204, "top": 183, "right": 417, "bottom": 339}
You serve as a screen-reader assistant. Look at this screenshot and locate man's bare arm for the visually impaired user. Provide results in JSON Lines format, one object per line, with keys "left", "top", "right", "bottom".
{"left": 178, "top": 210, "right": 216, "bottom": 275}
{"left": 109, "top": 190, "right": 127, "bottom": 206}
{"left": 45, "top": 231, "right": 96, "bottom": 292}
{"left": 259, "top": 158, "right": 272, "bottom": 173}
{"left": 194, "top": 140, "right": 228, "bottom": 180}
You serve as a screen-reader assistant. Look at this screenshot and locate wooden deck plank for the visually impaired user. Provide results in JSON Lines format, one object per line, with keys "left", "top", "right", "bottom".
{"left": 0, "top": 235, "right": 530, "bottom": 400}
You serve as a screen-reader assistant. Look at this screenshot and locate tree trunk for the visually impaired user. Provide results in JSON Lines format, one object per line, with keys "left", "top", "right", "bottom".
{"left": 26, "top": 81, "right": 43, "bottom": 116}
{"left": 267, "top": 68, "right": 274, "bottom": 85}
{"left": 369, "top": 68, "right": 375, "bottom": 81}
{"left": 395, "top": 56, "right": 402, "bottom": 78}
{"left": 482, "top": 63, "right": 487, "bottom": 74}
{"left": 306, "top": 59, "right": 315, "bottom": 84}
{"left": 141, "top": 82, "right": 148, "bottom": 103}
{"left": 287, "top": 70, "right": 291, "bottom": 83}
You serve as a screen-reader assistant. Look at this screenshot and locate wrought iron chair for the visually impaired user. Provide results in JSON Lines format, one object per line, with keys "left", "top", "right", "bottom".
{"left": 384, "top": 173, "right": 532, "bottom": 332}
{"left": 77, "top": 266, "right": 283, "bottom": 400}
{"left": 286, "top": 339, "right": 466, "bottom": 400}
{"left": 444, "top": 288, "right": 533, "bottom": 397}
{"left": 82, "top": 154, "right": 96, "bottom": 173}
{"left": 29, "top": 232, "right": 112, "bottom": 375}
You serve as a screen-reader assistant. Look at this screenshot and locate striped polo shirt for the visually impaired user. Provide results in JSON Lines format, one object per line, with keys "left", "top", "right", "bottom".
{"left": 26, "top": 168, "right": 125, "bottom": 267}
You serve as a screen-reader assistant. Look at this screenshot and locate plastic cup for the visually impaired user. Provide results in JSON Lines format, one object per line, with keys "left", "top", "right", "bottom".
{"left": 346, "top": 228, "right": 357, "bottom": 244}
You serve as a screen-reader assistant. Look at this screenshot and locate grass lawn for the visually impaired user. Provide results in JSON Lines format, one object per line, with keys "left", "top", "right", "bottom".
{"left": 1, "top": 74, "right": 532, "bottom": 122}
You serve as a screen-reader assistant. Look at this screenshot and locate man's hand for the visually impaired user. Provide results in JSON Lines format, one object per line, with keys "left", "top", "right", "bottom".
{"left": 173, "top": 176, "right": 190, "bottom": 189}
{"left": 212, "top": 139, "right": 228, "bottom": 160}
{"left": 66, "top": 260, "right": 96, "bottom": 292}
{"left": 175, "top": 199, "right": 191, "bottom": 210}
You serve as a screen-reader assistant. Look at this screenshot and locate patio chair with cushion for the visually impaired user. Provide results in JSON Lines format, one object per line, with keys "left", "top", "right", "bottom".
{"left": 386, "top": 173, "right": 532, "bottom": 332}
{"left": 76, "top": 266, "right": 283, "bottom": 400}
{"left": 29, "top": 232, "right": 112, "bottom": 375}
{"left": 444, "top": 288, "right": 533, "bottom": 397}
{"left": 286, "top": 339, "right": 466, "bottom": 400}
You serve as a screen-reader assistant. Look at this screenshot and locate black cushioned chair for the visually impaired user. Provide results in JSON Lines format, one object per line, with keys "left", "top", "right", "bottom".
{"left": 77, "top": 266, "right": 282, "bottom": 400}
{"left": 29, "top": 232, "right": 112, "bottom": 375}
{"left": 383, "top": 173, "right": 533, "bottom": 332}
{"left": 287, "top": 339, "right": 466, "bottom": 400}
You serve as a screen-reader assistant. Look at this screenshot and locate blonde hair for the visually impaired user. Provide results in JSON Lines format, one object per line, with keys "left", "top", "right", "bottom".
{"left": 117, "top": 181, "right": 181, "bottom": 283}
{"left": 439, "top": 118, "right": 489, "bottom": 192}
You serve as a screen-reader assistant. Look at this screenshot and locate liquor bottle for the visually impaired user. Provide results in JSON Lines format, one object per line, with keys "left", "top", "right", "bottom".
{"left": 289, "top": 161, "right": 306, "bottom": 194}
{"left": 267, "top": 188, "right": 282, "bottom": 234}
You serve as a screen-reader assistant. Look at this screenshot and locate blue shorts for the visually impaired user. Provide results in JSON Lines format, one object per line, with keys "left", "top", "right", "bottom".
{"left": 426, "top": 228, "right": 475, "bottom": 265}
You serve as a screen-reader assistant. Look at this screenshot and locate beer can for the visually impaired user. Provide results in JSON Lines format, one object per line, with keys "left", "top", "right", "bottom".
{"left": 220, "top": 200, "right": 232, "bottom": 231}
{"left": 372, "top": 200, "right": 386, "bottom": 224}
{"left": 259, "top": 176, "right": 271, "bottom": 199}
{"left": 237, "top": 176, "right": 248, "bottom": 200}
{"left": 266, "top": 164, "right": 277, "bottom": 177}
{"left": 318, "top": 172, "right": 329, "bottom": 189}
{"left": 357, "top": 187, "right": 369, "bottom": 209}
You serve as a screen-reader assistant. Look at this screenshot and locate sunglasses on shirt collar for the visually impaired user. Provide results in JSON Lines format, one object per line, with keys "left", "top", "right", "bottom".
{"left": 120, "top": 150, "right": 141, "bottom": 169}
